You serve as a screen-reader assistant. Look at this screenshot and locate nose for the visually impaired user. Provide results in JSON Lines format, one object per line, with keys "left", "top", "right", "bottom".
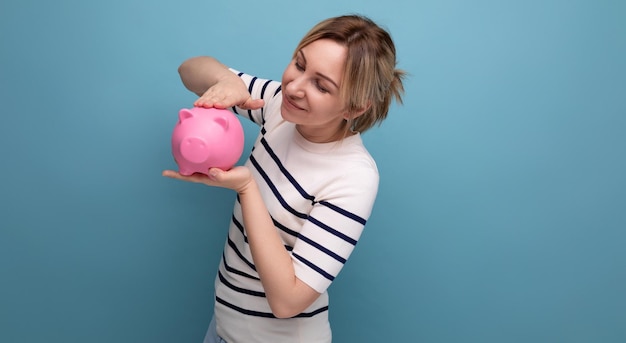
{"left": 286, "top": 75, "right": 306, "bottom": 98}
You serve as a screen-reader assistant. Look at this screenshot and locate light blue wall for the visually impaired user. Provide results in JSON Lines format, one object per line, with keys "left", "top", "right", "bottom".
{"left": 1, "top": 0, "right": 624, "bottom": 342}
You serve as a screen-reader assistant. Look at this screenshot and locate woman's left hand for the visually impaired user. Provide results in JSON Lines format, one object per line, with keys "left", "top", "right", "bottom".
{"left": 162, "top": 166, "right": 254, "bottom": 193}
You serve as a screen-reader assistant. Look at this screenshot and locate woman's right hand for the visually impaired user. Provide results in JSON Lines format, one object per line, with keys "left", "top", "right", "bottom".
{"left": 194, "top": 75, "right": 265, "bottom": 110}
{"left": 178, "top": 56, "right": 265, "bottom": 110}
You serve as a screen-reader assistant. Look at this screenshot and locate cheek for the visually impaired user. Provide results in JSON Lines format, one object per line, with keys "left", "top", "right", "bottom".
{"left": 316, "top": 94, "right": 342, "bottom": 110}
{"left": 281, "top": 65, "right": 296, "bottom": 85}
{"left": 312, "top": 96, "right": 344, "bottom": 118}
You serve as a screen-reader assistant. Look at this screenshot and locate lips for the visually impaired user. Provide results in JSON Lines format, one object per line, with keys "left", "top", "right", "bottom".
{"left": 283, "top": 95, "right": 305, "bottom": 111}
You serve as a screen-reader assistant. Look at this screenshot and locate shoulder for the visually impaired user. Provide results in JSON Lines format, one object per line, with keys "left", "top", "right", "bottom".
{"left": 228, "top": 68, "right": 283, "bottom": 125}
{"left": 229, "top": 68, "right": 282, "bottom": 98}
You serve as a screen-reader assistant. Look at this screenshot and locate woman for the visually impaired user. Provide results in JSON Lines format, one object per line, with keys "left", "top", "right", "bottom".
{"left": 163, "top": 14, "right": 405, "bottom": 343}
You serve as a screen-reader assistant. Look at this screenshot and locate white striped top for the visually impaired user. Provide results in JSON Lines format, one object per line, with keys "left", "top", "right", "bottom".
{"left": 213, "top": 69, "right": 379, "bottom": 343}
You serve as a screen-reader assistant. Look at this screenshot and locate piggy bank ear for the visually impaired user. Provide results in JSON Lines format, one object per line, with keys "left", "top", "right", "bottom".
{"left": 214, "top": 114, "right": 230, "bottom": 131}
{"left": 178, "top": 108, "right": 194, "bottom": 122}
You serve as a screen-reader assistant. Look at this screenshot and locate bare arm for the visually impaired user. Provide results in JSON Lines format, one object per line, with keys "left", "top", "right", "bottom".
{"left": 178, "top": 56, "right": 264, "bottom": 109}
{"left": 236, "top": 176, "right": 321, "bottom": 319}
{"left": 162, "top": 167, "right": 321, "bottom": 318}
{"left": 178, "top": 56, "right": 231, "bottom": 96}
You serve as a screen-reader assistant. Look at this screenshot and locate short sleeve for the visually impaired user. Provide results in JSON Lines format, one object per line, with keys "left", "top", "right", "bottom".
{"left": 228, "top": 69, "right": 282, "bottom": 126}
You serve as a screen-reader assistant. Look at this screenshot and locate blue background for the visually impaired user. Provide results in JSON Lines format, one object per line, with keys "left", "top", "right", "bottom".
{"left": 1, "top": 0, "right": 625, "bottom": 342}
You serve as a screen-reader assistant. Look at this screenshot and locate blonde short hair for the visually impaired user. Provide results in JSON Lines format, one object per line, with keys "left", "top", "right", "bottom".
{"left": 294, "top": 15, "right": 406, "bottom": 133}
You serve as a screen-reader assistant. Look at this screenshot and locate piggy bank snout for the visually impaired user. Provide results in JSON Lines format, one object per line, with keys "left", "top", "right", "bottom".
{"left": 171, "top": 107, "right": 244, "bottom": 174}
{"left": 180, "top": 137, "right": 211, "bottom": 164}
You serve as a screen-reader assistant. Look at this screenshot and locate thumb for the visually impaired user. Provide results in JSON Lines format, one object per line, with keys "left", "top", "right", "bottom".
{"left": 241, "top": 98, "right": 265, "bottom": 110}
{"left": 208, "top": 168, "right": 224, "bottom": 179}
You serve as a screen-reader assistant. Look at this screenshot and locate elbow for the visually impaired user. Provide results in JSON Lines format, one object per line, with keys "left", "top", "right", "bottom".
{"left": 268, "top": 301, "right": 302, "bottom": 319}
{"left": 177, "top": 57, "right": 192, "bottom": 76}
{"left": 177, "top": 56, "right": 219, "bottom": 96}
{"left": 177, "top": 60, "right": 192, "bottom": 92}
{"left": 271, "top": 309, "right": 298, "bottom": 319}
{"left": 177, "top": 58, "right": 195, "bottom": 85}
{"left": 177, "top": 62, "right": 185, "bottom": 78}
{"left": 266, "top": 282, "right": 321, "bottom": 319}
{"left": 178, "top": 56, "right": 214, "bottom": 74}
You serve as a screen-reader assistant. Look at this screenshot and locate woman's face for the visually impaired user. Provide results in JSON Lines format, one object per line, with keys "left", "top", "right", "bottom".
{"left": 281, "top": 39, "right": 349, "bottom": 143}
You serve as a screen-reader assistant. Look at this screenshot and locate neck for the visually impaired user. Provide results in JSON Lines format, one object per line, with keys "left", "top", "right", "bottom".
{"left": 295, "top": 122, "right": 353, "bottom": 143}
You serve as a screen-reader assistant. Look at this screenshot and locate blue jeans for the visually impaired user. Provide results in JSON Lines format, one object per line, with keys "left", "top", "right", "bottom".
{"left": 203, "top": 317, "right": 227, "bottom": 343}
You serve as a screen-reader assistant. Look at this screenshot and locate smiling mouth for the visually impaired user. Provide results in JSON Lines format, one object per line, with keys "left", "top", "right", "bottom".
{"left": 284, "top": 95, "right": 305, "bottom": 111}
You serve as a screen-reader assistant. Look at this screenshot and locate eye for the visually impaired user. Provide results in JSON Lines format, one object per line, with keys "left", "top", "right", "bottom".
{"left": 314, "top": 80, "right": 329, "bottom": 93}
{"left": 294, "top": 60, "right": 305, "bottom": 71}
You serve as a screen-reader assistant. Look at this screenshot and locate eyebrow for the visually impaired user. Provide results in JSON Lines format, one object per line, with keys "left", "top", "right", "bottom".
{"left": 298, "top": 50, "right": 340, "bottom": 89}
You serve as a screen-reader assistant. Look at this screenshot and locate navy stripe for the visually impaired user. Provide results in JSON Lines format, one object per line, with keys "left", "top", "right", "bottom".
{"left": 259, "top": 79, "right": 273, "bottom": 125}
{"left": 217, "top": 296, "right": 275, "bottom": 318}
{"left": 216, "top": 296, "right": 328, "bottom": 318}
{"left": 260, "top": 137, "right": 316, "bottom": 203}
{"left": 228, "top": 236, "right": 256, "bottom": 271}
{"left": 246, "top": 76, "right": 257, "bottom": 121}
{"left": 272, "top": 218, "right": 297, "bottom": 237}
{"left": 230, "top": 72, "right": 246, "bottom": 115}
{"left": 259, "top": 79, "right": 269, "bottom": 98}
{"left": 250, "top": 154, "right": 307, "bottom": 219}
{"left": 274, "top": 85, "right": 282, "bottom": 96}
{"left": 273, "top": 218, "right": 346, "bottom": 263}
{"left": 259, "top": 80, "right": 272, "bottom": 96}
{"left": 231, "top": 214, "right": 248, "bottom": 243}
{"left": 222, "top": 252, "right": 259, "bottom": 281}
{"left": 293, "top": 253, "right": 335, "bottom": 282}
{"left": 219, "top": 271, "right": 265, "bottom": 297}
{"left": 309, "top": 216, "right": 357, "bottom": 245}
{"left": 320, "top": 200, "right": 367, "bottom": 225}
{"left": 294, "top": 305, "right": 328, "bottom": 318}
{"left": 298, "top": 232, "right": 346, "bottom": 263}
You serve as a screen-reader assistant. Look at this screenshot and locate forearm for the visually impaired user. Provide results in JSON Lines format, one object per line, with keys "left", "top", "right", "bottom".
{"left": 177, "top": 56, "right": 238, "bottom": 96}
{"left": 237, "top": 179, "right": 320, "bottom": 318}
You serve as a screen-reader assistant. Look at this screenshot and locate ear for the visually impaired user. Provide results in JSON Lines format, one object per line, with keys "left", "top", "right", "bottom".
{"left": 213, "top": 114, "right": 230, "bottom": 131}
{"left": 178, "top": 108, "right": 194, "bottom": 122}
{"left": 343, "top": 101, "right": 372, "bottom": 120}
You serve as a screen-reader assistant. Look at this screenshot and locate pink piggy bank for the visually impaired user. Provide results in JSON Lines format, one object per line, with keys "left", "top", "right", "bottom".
{"left": 171, "top": 107, "right": 244, "bottom": 175}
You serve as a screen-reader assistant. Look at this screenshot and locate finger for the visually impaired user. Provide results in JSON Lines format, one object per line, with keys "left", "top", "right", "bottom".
{"left": 162, "top": 170, "right": 179, "bottom": 178}
{"left": 194, "top": 91, "right": 222, "bottom": 107}
{"left": 240, "top": 98, "right": 265, "bottom": 110}
{"left": 195, "top": 95, "right": 232, "bottom": 109}
{"left": 162, "top": 170, "right": 211, "bottom": 184}
{"left": 212, "top": 102, "right": 229, "bottom": 109}
{"left": 194, "top": 98, "right": 217, "bottom": 108}
{"left": 207, "top": 168, "right": 225, "bottom": 181}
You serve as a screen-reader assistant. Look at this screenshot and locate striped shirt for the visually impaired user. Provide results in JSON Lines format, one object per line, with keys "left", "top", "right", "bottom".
{"left": 213, "top": 70, "right": 379, "bottom": 343}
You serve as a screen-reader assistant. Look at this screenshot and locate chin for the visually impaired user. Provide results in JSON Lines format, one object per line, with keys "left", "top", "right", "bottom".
{"left": 280, "top": 104, "right": 296, "bottom": 123}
